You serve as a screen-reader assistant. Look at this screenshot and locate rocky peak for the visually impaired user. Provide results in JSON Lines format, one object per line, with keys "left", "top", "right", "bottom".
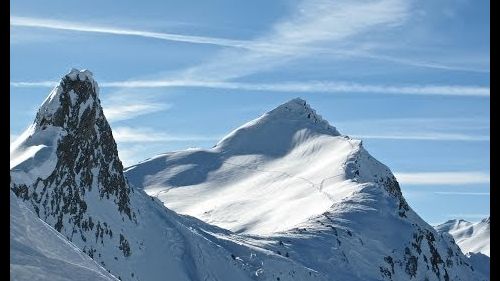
{"left": 35, "top": 69, "right": 100, "bottom": 130}
{"left": 11, "top": 68, "right": 133, "bottom": 237}
{"left": 267, "top": 98, "right": 340, "bottom": 135}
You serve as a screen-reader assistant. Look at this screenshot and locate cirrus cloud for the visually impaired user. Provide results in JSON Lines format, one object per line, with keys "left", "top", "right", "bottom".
{"left": 395, "top": 171, "right": 490, "bottom": 185}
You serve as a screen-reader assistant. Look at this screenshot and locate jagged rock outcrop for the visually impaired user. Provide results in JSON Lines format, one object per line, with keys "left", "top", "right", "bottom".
{"left": 11, "top": 69, "right": 141, "bottom": 280}
{"left": 10, "top": 69, "right": 256, "bottom": 281}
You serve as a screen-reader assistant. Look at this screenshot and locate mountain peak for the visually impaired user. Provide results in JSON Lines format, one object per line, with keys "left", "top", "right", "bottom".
{"left": 35, "top": 68, "right": 101, "bottom": 130}
{"left": 279, "top": 97, "right": 308, "bottom": 107}
{"left": 66, "top": 68, "right": 94, "bottom": 81}
{"left": 213, "top": 98, "right": 340, "bottom": 155}
{"left": 266, "top": 98, "right": 338, "bottom": 133}
{"left": 11, "top": 68, "right": 132, "bottom": 218}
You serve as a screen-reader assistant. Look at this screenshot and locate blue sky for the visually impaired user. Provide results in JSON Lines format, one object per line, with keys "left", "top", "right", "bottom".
{"left": 10, "top": 0, "right": 489, "bottom": 224}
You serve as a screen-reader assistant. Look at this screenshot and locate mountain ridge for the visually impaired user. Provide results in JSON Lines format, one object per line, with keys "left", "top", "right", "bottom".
{"left": 125, "top": 94, "right": 483, "bottom": 280}
{"left": 10, "top": 69, "right": 258, "bottom": 281}
{"left": 435, "top": 217, "right": 490, "bottom": 256}
{"left": 11, "top": 69, "right": 486, "bottom": 281}
{"left": 126, "top": 98, "right": 410, "bottom": 234}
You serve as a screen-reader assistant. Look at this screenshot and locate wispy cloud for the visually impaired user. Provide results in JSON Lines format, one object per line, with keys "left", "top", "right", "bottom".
{"left": 101, "top": 92, "right": 171, "bottom": 123}
{"left": 11, "top": 0, "right": 488, "bottom": 81}
{"left": 98, "top": 87, "right": 173, "bottom": 122}
{"left": 270, "top": 0, "right": 409, "bottom": 45}
{"left": 111, "top": 80, "right": 488, "bottom": 97}
{"left": 328, "top": 49, "right": 489, "bottom": 73}
{"left": 10, "top": 1, "right": 409, "bottom": 56}
{"left": 9, "top": 1, "right": 414, "bottom": 84}
{"left": 10, "top": 79, "right": 490, "bottom": 97}
{"left": 339, "top": 118, "right": 489, "bottom": 141}
{"left": 395, "top": 171, "right": 490, "bottom": 185}
{"left": 446, "top": 214, "right": 490, "bottom": 219}
{"left": 10, "top": 81, "right": 58, "bottom": 87}
{"left": 434, "top": 192, "right": 489, "bottom": 196}
{"left": 354, "top": 133, "right": 489, "bottom": 141}
{"left": 10, "top": 16, "right": 255, "bottom": 50}
{"left": 175, "top": 0, "right": 411, "bottom": 81}
{"left": 337, "top": 118, "right": 490, "bottom": 130}
{"left": 116, "top": 144, "right": 150, "bottom": 168}
{"left": 10, "top": 15, "right": 314, "bottom": 56}
{"left": 103, "top": 103, "right": 170, "bottom": 122}
{"left": 112, "top": 126, "right": 220, "bottom": 143}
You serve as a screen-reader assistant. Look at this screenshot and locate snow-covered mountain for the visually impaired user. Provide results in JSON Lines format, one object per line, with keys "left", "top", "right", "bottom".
{"left": 126, "top": 98, "right": 484, "bottom": 280}
{"left": 9, "top": 69, "right": 271, "bottom": 281}
{"left": 10, "top": 190, "right": 118, "bottom": 281}
{"left": 434, "top": 218, "right": 490, "bottom": 279}
{"left": 10, "top": 69, "right": 487, "bottom": 281}
{"left": 435, "top": 218, "right": 490, "bottom": 256}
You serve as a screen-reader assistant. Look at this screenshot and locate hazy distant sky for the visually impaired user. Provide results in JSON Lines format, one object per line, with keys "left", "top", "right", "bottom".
{"left": 10, "top": 0, "right": 489, "bottom": 224}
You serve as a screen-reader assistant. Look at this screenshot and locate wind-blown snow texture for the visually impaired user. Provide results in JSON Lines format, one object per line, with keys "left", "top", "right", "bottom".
{"left": 11, "top": 69, "right": 487, "bottom": 281}
{"left": 127, "top": 98, "right": 486, "bottom": 280}
{"left": 435, "top": 218, "right": 490, "bottom": 256}
{"left": 435, "top": 218, "right": 490, "bottom": 279}
{"left": 10, "top": 190, "right": 118, "bottom": 281}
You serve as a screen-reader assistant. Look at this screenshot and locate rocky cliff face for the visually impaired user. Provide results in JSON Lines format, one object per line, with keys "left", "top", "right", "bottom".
{"left": 13, "top": 69, "right": 133, "bottom": 233}
{"left": 11, "top": 69, "right": 140, "bottom": 279}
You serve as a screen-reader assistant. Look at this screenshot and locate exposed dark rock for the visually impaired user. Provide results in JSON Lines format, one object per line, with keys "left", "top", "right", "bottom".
{"left": 11, "top": 70, "right": 137, "bottom": 274}
{"left": 119, "top": 234, "right": 131, "bottom": 257}
{"left": 404, "top": 247, "right": 418, "bottom": 278}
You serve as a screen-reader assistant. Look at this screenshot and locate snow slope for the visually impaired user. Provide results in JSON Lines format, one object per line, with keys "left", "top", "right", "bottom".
{"left": 466, "top": 252, "right": 490, "bottom": 280}
{"left": 435, "top": 218, "right": 490, "bottom": 256}
{"left": 9, "top": 69, "right": 256, "bottom": 281}
{"left": 126, "top": 98, "right": 485, "bottom": 281}
{"left": 10, "top": 190, "right": 118, "bottom": 281}
{"left": 126, "top": 99, "right": 357, "bottom": 234}
{"left": 10, "top": 69, "right": 486, "bottom": 281}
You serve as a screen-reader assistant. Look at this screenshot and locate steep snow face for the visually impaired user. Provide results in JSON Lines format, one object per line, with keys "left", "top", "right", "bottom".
{"left": 126, "top": 98, "right": 483, "bottom": 281}
{"left": 466, "top": 252, "right": 490, "bottom": 280}
{"left": 214, "top": 98, "right": 340, "bottom": 156}
{"left": 435, "top": 218, "right": 490, "bottom": 256}
{"left": 126, "top": 98, "right": 406, "bottom": 235}
{"left": 10, "top": 191, "right": 118, "bottom": 281}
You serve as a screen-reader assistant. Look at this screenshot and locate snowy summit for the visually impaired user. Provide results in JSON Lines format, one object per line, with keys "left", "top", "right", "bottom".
{"left": 10, "top": 70, "right": 489, "bottom": 281}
